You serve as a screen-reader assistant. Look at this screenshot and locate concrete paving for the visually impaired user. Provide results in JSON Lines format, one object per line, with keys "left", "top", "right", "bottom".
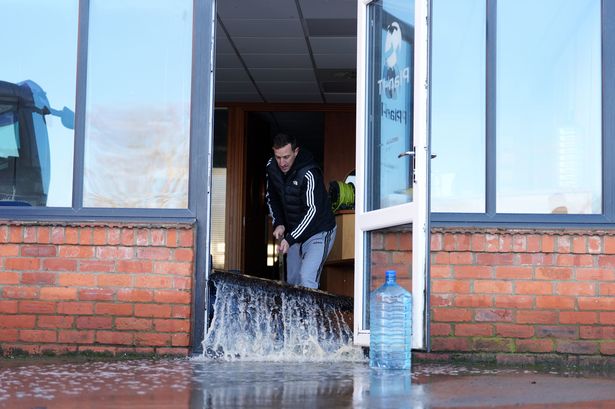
{"left": 1, "top": 358, "right": 615, "bottom": 408}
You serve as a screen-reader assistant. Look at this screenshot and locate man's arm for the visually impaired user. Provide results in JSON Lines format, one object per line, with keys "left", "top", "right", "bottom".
{"left": 285, "top": 169, "right": 319, "bottom": 246}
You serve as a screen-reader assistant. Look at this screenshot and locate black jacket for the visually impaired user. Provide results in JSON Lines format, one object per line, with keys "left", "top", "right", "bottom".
{"left": 266, "top": 150, "right": 336, "bottom": 246}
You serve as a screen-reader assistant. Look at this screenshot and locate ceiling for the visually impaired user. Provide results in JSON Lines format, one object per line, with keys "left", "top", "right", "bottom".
{"left": 214, "top": 0, "right": 358, "bottom": 104}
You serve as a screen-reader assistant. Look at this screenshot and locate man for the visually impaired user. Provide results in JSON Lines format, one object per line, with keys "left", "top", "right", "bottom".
{"left": 266, "top": 133, "right": 336, "bottom": 289}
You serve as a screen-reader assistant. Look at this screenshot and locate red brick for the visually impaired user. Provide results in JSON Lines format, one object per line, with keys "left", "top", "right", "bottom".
{"left": 98, "top": 274, "right": 133, "bottom": 287}
{"left": 154, "top": 319, "right": 190, "bottom": 333}
{"left": 431, "top": 294, "right": 453, "bottom": 307}
{"left": 384, "top": 233, "right": 399, "bottom": 250}
{"left": 474, "top": 280, "right": 512, "bottom": 294}
{"left": 494, "top": 295, "right": 534, "bottom": 309}
{"left": 2, "top": 287, "right": 38, "bottom": 299}
{"left": 0, "top": 329, "right": 19, "bottom": 342}
{"left": 134, "top": 304, "right": 172, "bottom": 318}
{"left": 21, "top": 272, "right": 56, "bottom": 285}
{"left": 116, "top": 317, "right": 152, "bottom": 330}
{"left": 58, "top": 330, "right": 95, "bottom": 344}
{"left": 135, "top": 333, "right": 170, "bottom": 346}
{"left": 599, "top": 283, "right": 615, "bottom": 296}
{"left": 432, "top": 279, "right": 471, "bottom": 294}
{"left": 431, "top": 337, "right": 471, "bottom": 352}
{"left": 0, "top": 315, "right": 36, "bottom": 329}
{"left": 580, "top": 326, "right": 615, "bottom": 340}
{"left": 40, "top": 287, "right": 77, "bottom": 300}
{"left": 6, "top": 257, "right": 41, "bottom": 271}
{"left": 597, "top": 255, "right": 615, "bottom": 268}
{"left": 535, "top": 267, "right": 572, "bottom": 280}
{"left": 499, "top": 235, "right": 512, "bottom": 252}
{"left": 578, "top": 297, "right": 615, "bottom": 311}
{"left": 399, "top": 233, "right": 412, "bottom": 251}
{"left": 571, "top": 236, "right": 586, "bottom": 253}
{"left": 556, "top": 236, "right": 571, "bottom": 253}
{"left": 153, "top": 262, "right": 192, "bottom": 276}
{"left": 494, "top": 266, "right": 532, "bottom": 279}
{"left": 512, "top": 235, "right": 527, "bottom": 252}
{"left": 154, "top": 290, "right": 191, "bottom": 304}
{"left": 432, "top": 252, "right": 450, "bottom": 265}
{"left": 171, "top": 305, "right": 191, "bottom": 319}
{"left": 431, "top": 233, "right": 442, "bottom": 251}
{"left": 600, "top": 342, "right": 615, "bottom": 355}
{"left": 151, "top": 229, "right": 165, "bottom": 246}
{"left": 0, "top": 244, "right": 19, "bottom": 256}
{"left": 118, "top": 260, "right": 153, "bottom": 273}
{"left": 79, "top": 260, "right": 115, "bottom": 273}
{"left": 475, "top": 309, "right": 513, "bottom": 322}
{"left": 0, "top": 225, "right": 7, "bottom": 242}
{"left": 18, "top": 301, "right": 56, "bottom": 314}
{"left": 526, "top": 235, "right": 541, "bottom": 252}
{"left": 136, "top": 229, "right": 149, "bottom": 246}
{"left": 559, "top": 311, "right": 597, "bottom": 324}
{"left": 476, "top": 253, "right": 514, "bottom": 266}
{"left": 121, "top": 229, "right": 135, "bottom": 246}
{"left": 178, "top": 230, "right": 194, "bottom": 247}
{"left": 391, "top": 251, "right": 411, "bottom": 264}
{"left": 38, "top": 316, "right": 75, "bottom": 328}
{"left": 76, "top": 316, "right": 113, "bottom": 329}
{"left": 455, "top": 323, "right": 492, "bottom": 336}
{"left": 516, "top": 310, "right": 557, "bottom": 324}
{"left": 93, "top": 227, "right": 107, "bottom": 245}
{"left": 137, "top": 247, "right": 171, "bottom": 260}
{"left": 96, "top": 331, "right": 134, "bottom": 345}
{"left": 456, "top": 234, "right": 471, "bottom": 251}
{"left": 516, "top": 339, "right": 554, "bottom": 353}
{"left": 9, "top": 225, "right": 23, "bottom": 242}
{"left": 58, "top": 273, "right": 96, "bottom": 287}
{"left": 0, "top": 300, "right": 18, "bottom": 313}
{"left": 604, "top": 236, "right": 615, "bottom": 254}
{"left": 59, "top": 245, "right": 95, "bottom": 258}
{"left": 65, "top": 227, "right": 79, "bottom": 244}
{"left": 173, "top": 277, "right": 192, "bottom": 290}
{"left": 518, "top": 253, "right": 553, "bottom": 266}
{"left": 57, "top": 302, "right": 94, "bottom": 315}
{"left": 37, "top": 226, "right": 51, "bottom": 243}
{"left": 107, "top": 228, "right": 121, "bottom": 245}
{"left": 171, "top": 333, "right": 190, "bottom": 347}
{"left": 174, "top": 248, "right": 194, "bottom": 262}
{"left": 535, "top": 295, "right": 575, "bottom": 310}
{"left": 449, "top": 252, "right": 473, "bottom": 265}
{"left": 96, "top": 246, "right": 134, "bottom": 260}
{"left": 79, "top": 228, "right": 93, "bottom": 245}
{"left": 21, "top": 245, "right": 56, "bottom": 257}
{"left": 558, "top": 281, "right": 595, "bottom": 296}
{"left": 515, "top": 281, "right": 553, "bottom": 295}
{"left": 442, "top": 233, "right": 455, "bottom": 251}
{"left": 541, "top": 235, "right": 555, "bottom": 253}
{"left": 588, "top": 236, "right": 601, "bottom": 254}
{"left": 453, "top": 266, "right": 493, "bottom": 279}
{"left": 432, "top": 308, "right": 472, "bottom": 322}
{"left": 117, "top": 289, "right": 153, "bottom": 303}
{"left": 43, "top": 259, "right": 78, "bottom": 272}
{"left": 20, "top": 330, "right": 57, "bottom": 343}
{"left": 535, "top": 325, "right": 578, "bottom": 339}
{"left": 134, "top": 275, "right": 174, "bottom": 289}
{"left": 0, "top": 271, "right": 19, "bottom": 284}
{"left": 600, "top": 312, "right": 615, "bottom": 324}
{"left": 24, "top": 226, "right": 37, "bottom": 243}
{"left": 576, "top": 268, "right": 615, "bottom": 281}
{"left": 50, "top": 226, "right": 65, "bottom": 244}
{"left": 430, "top": 323, "right": 451, "bottom": 336}
{"left": 471, "top": 234, "right": 486, "bottom": 251}
{"left": 430, "top": 265, "right": 451, "bottom": 278}
{"left": 78, "top": 288, "right": 114, "bottom": 301}
{"left": 495, "top": 324, "right": 534, "bottom": 338}
{"left": 95, "top": 303, "right": 133, "bottom": 316}
{"left": 556, "top": 340, "right": 598, "bottom": 355}
{"left": 454, "top": 294, "right": 492, "bottom": 308}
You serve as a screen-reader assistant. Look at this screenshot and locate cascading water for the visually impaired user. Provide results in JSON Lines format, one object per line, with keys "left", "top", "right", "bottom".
{"left": 202, "top": 272, "right": 365, "bottom": 362}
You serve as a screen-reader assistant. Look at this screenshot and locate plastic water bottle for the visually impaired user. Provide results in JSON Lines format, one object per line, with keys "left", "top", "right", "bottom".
{"left": 369, "top": 270, "right": 412, "bottom": 369}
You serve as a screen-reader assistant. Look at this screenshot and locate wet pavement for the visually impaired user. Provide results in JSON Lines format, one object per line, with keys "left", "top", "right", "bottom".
{"left": 1, "top": 357, "right": 615, "bottom": 408}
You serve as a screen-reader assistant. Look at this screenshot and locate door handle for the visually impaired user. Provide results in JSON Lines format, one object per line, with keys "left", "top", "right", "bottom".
{"left": 398, "top": 150, "right": 415, "bottom": 158}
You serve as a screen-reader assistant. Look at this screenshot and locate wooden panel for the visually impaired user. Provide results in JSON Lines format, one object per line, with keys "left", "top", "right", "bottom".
{"left": 323, "top": 110, "right": 356, "bottom": 184}
{"left": 328, "top": 213, "right": 355, "bottom": 261}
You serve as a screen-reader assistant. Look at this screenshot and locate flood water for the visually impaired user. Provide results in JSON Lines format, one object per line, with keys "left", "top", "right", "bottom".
{"left": 2, "top": 358, "right": 615, "bottom": 408}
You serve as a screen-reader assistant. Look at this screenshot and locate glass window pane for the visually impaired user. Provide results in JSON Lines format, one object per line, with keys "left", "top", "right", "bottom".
{"left": 496, "top": 0, "right": 601, "bottom": 214}
{"left": 431, "top": 0, "right": 486, "bottom": 213}
{"left": 84, "top": 0, "right": 193, "bottom": 208}
{"left": 0, "top": 1, "right": 78, "bottom": 207}
{"left": 366, "top": 0, "right": 415, "bottom": 211}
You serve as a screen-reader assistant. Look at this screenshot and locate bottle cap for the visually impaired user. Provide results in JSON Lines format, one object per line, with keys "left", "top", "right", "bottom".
{"left": 385, "top": 270, "right": 396, "bottom": 280}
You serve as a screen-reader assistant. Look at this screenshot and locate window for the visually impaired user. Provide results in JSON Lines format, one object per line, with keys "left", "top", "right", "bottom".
{"left": 432, "top": 0, "right": 605, "bottom": 223}
{"left": 83, "top": 0, "right": 193, "bottom": 208}
{"left": 0, "top": 0, "right": 78, "bottom": 207}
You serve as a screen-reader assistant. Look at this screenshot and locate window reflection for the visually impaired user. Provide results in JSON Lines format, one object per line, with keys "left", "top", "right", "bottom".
{"left": 431, "top": 0, "right": 486, "bottom": 213}
{"left": 0, "top": 1, "right": 78, "bottom": 207}
{"left": 84, "top": 0, "right": 193, "bottom": 208}
{"left": 496, "top": 0, "right": 601, "bottom": 214}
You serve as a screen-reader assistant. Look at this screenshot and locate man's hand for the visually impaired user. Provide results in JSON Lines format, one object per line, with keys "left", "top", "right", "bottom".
{"left": 278, "top": 239, "right": 289, "bottom": 254}
{"left": 273, "top": 225, "right": 285, "bottom": 240}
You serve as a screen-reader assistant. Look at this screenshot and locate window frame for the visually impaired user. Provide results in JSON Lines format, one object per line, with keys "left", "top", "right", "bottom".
{"left": 431, "top": 0, "right": 614, "bottom": 228}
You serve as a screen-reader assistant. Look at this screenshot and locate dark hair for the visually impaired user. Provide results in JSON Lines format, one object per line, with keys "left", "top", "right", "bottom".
{"left": 272, "top": 132, "right": 297, "bottom": 150}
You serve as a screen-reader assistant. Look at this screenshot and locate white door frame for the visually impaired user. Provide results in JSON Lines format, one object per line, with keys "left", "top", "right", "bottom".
{"left": 354, "top": 0, "right": 430, "bottom": 349}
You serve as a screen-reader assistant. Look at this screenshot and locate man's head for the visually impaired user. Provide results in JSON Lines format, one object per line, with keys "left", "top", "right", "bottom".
{"left": 272, "top": 133, "right": 299, "bottom": 174}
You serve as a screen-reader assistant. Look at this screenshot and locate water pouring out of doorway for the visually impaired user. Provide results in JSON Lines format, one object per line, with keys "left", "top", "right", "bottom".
{"left": 202, "top": 271, "right": 365, "bottom": 362}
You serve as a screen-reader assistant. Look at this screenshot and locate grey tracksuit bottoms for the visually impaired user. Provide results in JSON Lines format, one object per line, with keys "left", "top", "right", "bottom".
{"left": 286, "top": 226, "right": 337, "bottom": 289}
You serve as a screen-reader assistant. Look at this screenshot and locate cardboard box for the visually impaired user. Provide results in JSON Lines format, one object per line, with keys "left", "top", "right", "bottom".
{"left": 328, "top": 212, "right": 355, "bottom": 261}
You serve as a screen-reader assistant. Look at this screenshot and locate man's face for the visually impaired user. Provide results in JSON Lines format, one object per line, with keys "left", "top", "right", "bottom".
{"left": 273, "top": 143, "right": 299, "bottom": 174}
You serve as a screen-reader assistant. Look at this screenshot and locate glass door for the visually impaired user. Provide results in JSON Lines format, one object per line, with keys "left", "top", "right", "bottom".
{"left": 354, "top": 0, "right": 430, "bottom": 349}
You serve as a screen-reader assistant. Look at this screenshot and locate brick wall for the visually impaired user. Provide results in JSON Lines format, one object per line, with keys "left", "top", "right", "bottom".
{"left": 0, "top": 222, "right": 195, "bottom": 356}
{"left": 428, "top": 228, "right": 615, "bottom": 358}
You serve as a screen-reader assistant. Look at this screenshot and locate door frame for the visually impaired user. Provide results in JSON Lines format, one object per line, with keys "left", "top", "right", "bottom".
{"left": 353, "top": 0, "right": 430, "bottom": 349}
